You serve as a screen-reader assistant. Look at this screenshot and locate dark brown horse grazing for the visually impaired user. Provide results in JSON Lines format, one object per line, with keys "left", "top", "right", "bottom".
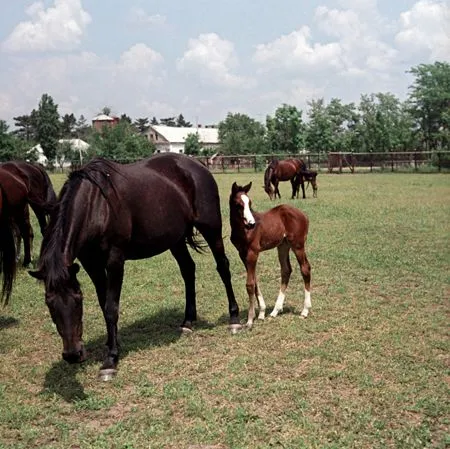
{"left": 264, "top": 158, "right": 307, "bottom": 200}
{"left": 294, "top": 170, "right": 318, "bottom": 198}
{"left": 0, "top": 167, "right": 29, "bottom": 303}
{"left": 229, "top": 182, "right": 312, "bottom": 328}
{"left": 29, "top": 153, "right": 242, "bottom": 380}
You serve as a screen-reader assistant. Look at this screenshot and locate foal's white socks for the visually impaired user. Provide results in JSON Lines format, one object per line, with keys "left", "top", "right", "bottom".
{"left": 269, "top": 289, "right": 311, "bottom": 318}
{"left": 301, "top": 289, "right": 312, "bottom": 318}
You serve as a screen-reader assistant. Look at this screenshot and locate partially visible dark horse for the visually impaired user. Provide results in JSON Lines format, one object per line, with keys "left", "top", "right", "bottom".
{"left": 294, "top": 170, "right": 318, "bottom": 198}
{"left": 1, "top": 161, "right": 57, "bottom": 266}
{"left": 230, "top": 182, "right": 312, "bottom": 328}
{"left": 1, "top": 161, "right": 57, "bottom": 233}
{"left": 30, "top": 153, "right": 242, "bottom": 380}
{"left": 0, "top": 167, "right": 29, "bottom": 303}
{"left": 264, "top": 158, "right": 307, "bottom": 200}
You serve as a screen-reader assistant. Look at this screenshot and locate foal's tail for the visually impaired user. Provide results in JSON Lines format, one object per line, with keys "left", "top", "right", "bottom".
{"left": 0, "top": 188, "right": 17, "bottom": 305}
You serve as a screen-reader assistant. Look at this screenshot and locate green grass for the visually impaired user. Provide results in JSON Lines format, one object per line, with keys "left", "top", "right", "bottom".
{"left": 1, "top": 172, "right": 449, "bottom": 449}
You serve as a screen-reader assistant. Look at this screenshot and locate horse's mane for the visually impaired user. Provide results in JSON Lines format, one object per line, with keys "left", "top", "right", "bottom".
{"left": 39, "top": 158, "right": 121, "bottom": 291}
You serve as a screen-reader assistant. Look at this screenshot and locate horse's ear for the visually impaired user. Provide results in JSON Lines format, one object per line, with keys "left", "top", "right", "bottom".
{"left": 243, "top": 182, "right": 252, "bottom": 193}
{"left": 68, "top": 263, "right": 80, "bottom": 277}
{"left": 231, "top": 182, "right": 239, "bottom": 194}
{"left": 29, "top": 270, "right": 44, "bottom": 281}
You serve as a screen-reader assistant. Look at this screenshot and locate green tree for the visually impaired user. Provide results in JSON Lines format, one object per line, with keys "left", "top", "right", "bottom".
{"left": 408, "top": 61, "right": 450, "bottom": 151}
{"left": 305, "top": 98, "right": 333, "bottom": 153}
{"left": 134, "top": 117, "right": 149, "bottom": 133}
{"left": 35, "top": 94, "right": 60, "bottom": 166}
{"left": 75, "top": 114, "right": 91, "bottom": 140}
{"left": 160, "top": 117, "right": 176, "bottom": 127}
{"left": 89, "top": 121, "right": 155, "bottom": 161}
{"left": 61, "top": 113, "right": 76, "bottom": 138}
{"left": 100, "top": 106, "right": 111, "bottom": 116}
{"left": 55, "top": 141, "right": 75, "bottom": 171}
{"left": 150, "top": 116, "right": 159, "bottom": 125}
{"left": 184, "top": 133, "right": 201, "bottom": 155}
{"left": 0, "top": 120, "right": 28, "bottom": 161}
{"left": 266, "top": 104, "right": 304, "bottom": 154}
{"left": 218, "top": 113, "right": 267, "bottom": 155}
{"left": 120, "top": 114, "right": 132, "bottom": 124}
{"left": 176, "top": 114, "right": 192, "bottom": 127}
{"left": 13, "top": 112, "right": 38, "bottom": 141}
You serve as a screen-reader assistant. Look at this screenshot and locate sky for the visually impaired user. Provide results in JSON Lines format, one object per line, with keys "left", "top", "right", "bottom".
{"left": 0, "top": 0, "right": 449, "bottom": 126}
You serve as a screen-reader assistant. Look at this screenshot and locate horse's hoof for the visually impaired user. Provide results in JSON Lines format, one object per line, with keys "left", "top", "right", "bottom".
{"left": 229, "top": 323, "right": 243, "bottom": 334}
{"left": 179, "top": 326, "right": 193, "bottom": 334}
{"left": 98, "top": 368, "right": 117, "bottom": 381}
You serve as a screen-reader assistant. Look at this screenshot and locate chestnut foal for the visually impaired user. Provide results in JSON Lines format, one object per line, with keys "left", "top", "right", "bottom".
{"left": 229, "top": 182, "right": 312, "bottom": 328}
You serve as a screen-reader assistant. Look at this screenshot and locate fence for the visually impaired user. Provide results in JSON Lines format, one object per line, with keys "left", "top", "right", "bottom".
{"left": 194, "top": 151, "right": 450, "bottom": 174}
{"left": 58, "top": 151, "right": 450, "bottom": 174}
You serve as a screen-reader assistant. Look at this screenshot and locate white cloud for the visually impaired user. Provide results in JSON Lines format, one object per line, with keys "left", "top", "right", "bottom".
{"left": 128, "top": 7, "right": 166, "bottom": 26}
{"left": 2, "top": 0, "right": 91, "bottom": 52}
{"left": 177, "top": 33, "right": 251, "bottom": 88}
{"left": 118, "top": 43, "right": 164, "bottom": 72}
{"left": 395, "top": 0, "right": 450, "bottom": 61}
{"left": 253, "top": 26, "right": 342, "bottom": 73}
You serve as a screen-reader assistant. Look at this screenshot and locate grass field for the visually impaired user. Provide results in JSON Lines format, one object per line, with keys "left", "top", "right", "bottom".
{"left": 0, "top": 171, "right": 449, "bottom": 449}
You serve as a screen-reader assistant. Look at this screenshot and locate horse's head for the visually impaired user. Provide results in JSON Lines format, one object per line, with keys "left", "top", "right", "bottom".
{"left": 29, "top": 263, "right": 86, "bottom": 364}
{"left": 230, "top": 182, "right": 256, "bottom": 229}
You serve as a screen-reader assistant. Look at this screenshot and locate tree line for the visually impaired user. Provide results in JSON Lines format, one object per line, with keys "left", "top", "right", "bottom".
{"left": 0, "top": 61, "right": 448, "bottom": 165}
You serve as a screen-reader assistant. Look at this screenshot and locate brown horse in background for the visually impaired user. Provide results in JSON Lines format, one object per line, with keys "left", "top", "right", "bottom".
{"left": 264, "top": 158, "right": 307, "bottom": 200}
{"left": 230, "top": 182, "right": 312, "bottom": 328}
{"left": 294, "top": 170, "right": 318, "bottom": 198}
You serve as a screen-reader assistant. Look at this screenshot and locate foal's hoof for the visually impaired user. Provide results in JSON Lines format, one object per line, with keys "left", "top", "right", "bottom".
{"left": 98, "top": 368, "right": 117, "bottom": 381}
{"left": 229, "top": 323, "right": 243, "bottom": 335}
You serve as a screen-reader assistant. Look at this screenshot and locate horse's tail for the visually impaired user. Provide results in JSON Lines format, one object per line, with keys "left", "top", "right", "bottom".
{"left": 186, "top": 226, "right": 208, "bottom": 254}
{"left": 264, "top": 163, "right": 275, "bottom": 196}
{"left": 0, "top": 188, "right": 17, "bottom": 305}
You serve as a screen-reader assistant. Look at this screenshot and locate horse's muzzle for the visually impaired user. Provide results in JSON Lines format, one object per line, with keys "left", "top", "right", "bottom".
{"left": 62, "top": 346, "right": 87, "bottom": 364}
{"left": 245, "top": 222, "right": 256, "bottom": 230}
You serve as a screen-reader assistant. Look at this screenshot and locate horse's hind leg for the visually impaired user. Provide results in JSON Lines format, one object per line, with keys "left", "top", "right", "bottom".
{"left": 292, "top": 246, "right": 312, "bottom": 318}
{"left": 270, "top": 241, "right": 292, "bottom": 317}
{"left": 17, "top": 206, "right": 33, "bottom": 267}
{"left": 170, "top": 240, "right": 197, "bottom": 331}
{"left": 194, "top": 224, "right": 241, "bottom": 332}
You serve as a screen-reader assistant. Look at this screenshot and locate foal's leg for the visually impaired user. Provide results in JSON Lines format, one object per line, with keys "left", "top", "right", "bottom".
{"left": 270, "top": 242, "right": 292, "bottom": 317}
{"left": 292, "top": 246, "right": 312, "bottom": 318}
{"left": 244, "top": 252, "right": 259, "bottom": 328}
{"left": 255, "top": 279, "right": 266, "bottom": 320}
{"left": 170, "top": 240, "right": 196, "bottom": 332}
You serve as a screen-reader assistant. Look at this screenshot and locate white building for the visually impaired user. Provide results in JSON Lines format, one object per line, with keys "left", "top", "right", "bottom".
{"left": 144, "top": 125, "right": 219, "bottom": 153}
{"left": 28, "top": 138, "right": 90, "bottom": 167}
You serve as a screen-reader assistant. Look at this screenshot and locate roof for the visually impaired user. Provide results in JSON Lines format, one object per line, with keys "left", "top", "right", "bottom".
{"left": 151, "top": 125, "right": 219, "bottom": 144}
{"left": 92, "top": 114, "right": 115, "bottom": 121}
{"left": 28, "top": 139, "right": 90, "bottom": 163}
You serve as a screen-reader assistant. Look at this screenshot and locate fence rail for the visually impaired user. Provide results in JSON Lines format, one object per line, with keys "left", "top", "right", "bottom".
{"left": 61, "top": 151, "right": 450, "bottom": 174}
{"left": 193, "top": 151, "right": 450, "bottom": 174}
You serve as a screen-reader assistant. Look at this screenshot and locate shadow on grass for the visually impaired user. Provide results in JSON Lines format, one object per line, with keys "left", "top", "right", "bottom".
{"left": 0, "top": 316, "right": 19, "bottom": 330}
{"left": 42, "top": 307, "right": 217, "bottom": 402}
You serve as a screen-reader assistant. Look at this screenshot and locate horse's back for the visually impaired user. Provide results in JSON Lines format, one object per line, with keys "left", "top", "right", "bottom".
{"left": 262, "top": 204, "right": 309, "bottom": 241}
{"left": 0, "top": 167, "right": 28, "bottom": 205}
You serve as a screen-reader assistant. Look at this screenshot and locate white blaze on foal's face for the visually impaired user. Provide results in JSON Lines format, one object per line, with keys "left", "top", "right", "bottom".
{"left": 241, "top": 194, "right": 255, "bottom": 226}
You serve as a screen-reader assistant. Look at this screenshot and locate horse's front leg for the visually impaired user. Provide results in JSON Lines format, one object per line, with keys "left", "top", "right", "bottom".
{"left": 99, "top": 249, "right": 125, "bottom": 379}
{"left": 244, "top": 252, "right": 258, "bottom": 329}
{"left": 17, "top": 206, "right": 33, "bottom": 267}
